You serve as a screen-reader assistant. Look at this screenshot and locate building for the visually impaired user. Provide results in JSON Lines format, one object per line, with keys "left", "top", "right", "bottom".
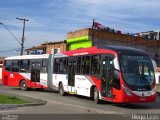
{"left": 26, "top": 28, "right": 160, "bottom": 68}
{"left": 67, "top": 28, "right": 160, "bottom": 67}
{"left": 135, "top": 31, "right": 160, "bottom": 40}
{"left": 26, "top": 41, "right": 66, "bottom": 54}
{"left": 0, "top": 57, "right": 4, "bottom": 64}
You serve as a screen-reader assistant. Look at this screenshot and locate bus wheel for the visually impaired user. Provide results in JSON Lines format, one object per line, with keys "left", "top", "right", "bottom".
{"left": 20, "top": 80, "right": 28, "bottom": 91}
{"left": 94, "top": 87, "right": 101, "bottom": 104}
{"left": 59, "top": 83, "right": 65, "bottom": 96}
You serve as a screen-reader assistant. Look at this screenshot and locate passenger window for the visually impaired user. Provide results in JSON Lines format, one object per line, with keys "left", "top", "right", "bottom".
{"left": 41, "top": 59, "right": 47, "bottom": 73}
{"left": 59, "top": 58, "right": 67, "bottom": 74}
{"left": 54, "top": 58, "right": 60, "bottom": 73}
{"left": 12, "top": 60, "right": 20, "bottom": 72}
{"left": 91, "top": 55, "right": 101, "bottom": 74}
{"left": 82, "top": 56, "right": 90, "bottom": 74}
{"left": 5, "top": 60, "right": 12, "bottom": 71}
{"left": 77, "top": 57, "right": 82, "bottom": 74}
{"left": 20, "top": 60, "right": 30, "bottom": 72}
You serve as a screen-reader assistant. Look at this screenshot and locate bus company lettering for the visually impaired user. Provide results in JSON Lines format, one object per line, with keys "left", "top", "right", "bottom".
{"left": 76, "top": 77, "right": 86, "bottom": 81}
{"left": 9, "top": 74, "right": 14, "bottom": 78}
{"left": 73, "top": 52, "right": 88, "bottom": 56}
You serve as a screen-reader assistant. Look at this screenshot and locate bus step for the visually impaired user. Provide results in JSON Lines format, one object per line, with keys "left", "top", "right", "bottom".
{"left": 69, "top": 92, "right": 76, "bottom": 95}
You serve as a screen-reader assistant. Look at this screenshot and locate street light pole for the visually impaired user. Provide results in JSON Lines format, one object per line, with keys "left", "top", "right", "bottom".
{"left": 16, "top": 17, "right": 29, "bottom": 55}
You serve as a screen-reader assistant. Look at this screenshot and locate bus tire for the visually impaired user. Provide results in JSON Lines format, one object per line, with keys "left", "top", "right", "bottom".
{"left": 20, "top": 80, "right": 28, "bottom": 91}
{"left": 59, "top": 83, "right": 65, "bottom": 96}
{"left": 94, "top": 87, "right": 101, "bottom": 104}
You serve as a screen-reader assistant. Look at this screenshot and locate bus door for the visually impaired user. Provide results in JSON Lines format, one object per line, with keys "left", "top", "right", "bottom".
{"left": 101, "top": 55, "right": 114, "bottom": 98}
{"left": 68, "top": 57, "right": 76, "bottom": 94}
{"left": 31, "top": 62, "right": 41, "bottom": 88}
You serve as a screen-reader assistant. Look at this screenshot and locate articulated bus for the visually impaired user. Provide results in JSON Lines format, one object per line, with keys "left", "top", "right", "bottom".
{"left": 2, "top": 46, "right": 156, "bottom": 103}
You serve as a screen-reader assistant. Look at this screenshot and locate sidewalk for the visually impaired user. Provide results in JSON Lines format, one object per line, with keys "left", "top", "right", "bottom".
{"left": 0, "top": 84, "right": 47, "bottom": 109}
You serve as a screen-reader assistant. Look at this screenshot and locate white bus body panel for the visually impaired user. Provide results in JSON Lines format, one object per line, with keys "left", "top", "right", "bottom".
{"left": 40, "top": 73, "right": 48, "bottom": 86}
{"left": 52, "top": 74, "right": 68, "bottom": 91}
{"left": 52, "top": 74, "right": 94, "bottom": 97}
{"left": 155, "top": 72, "right": 160, "bottom": 84}
{"left": 19, "top": 73, "right": 31, "bottom": 80}
{"left": 75, "top": 75, "right": 93, "bottom": 97}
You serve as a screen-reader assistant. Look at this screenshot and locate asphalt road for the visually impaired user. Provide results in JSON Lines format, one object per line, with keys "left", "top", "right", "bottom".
{"left": 1, "top": 85, "right": 160, "bottom": 120}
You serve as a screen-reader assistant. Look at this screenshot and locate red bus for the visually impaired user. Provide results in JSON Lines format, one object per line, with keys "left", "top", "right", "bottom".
{"left": 2, "top": 46, "right": 156, "bottom": 103}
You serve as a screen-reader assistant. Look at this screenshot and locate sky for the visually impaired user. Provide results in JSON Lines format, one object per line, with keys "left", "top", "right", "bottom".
{"left": 0, "top": 0, "right": 160, "bottom": 56}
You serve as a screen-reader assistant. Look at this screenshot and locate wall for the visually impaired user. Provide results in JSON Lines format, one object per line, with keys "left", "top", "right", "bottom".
{"left": 90, "top": 29, "right": 160, "bottom": 66}
{"left": 46, "top": 42, "right": 66, "bottom": 54}
{"left": 26, "top": 41, "right": 66, "bottom": 54}
{"left": 92, "top": 37, "right": 160, "bottom": 61}
{"left": 67, "top": 28, "right": 90, "bottom": 39}
{"left": 67, "top": 36, "right": 92, "bottom": 50}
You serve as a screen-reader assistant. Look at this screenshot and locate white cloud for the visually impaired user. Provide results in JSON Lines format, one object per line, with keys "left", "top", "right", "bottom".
{"left": 68, "top": 0, "right": 160, "bottom": 32}
{"left": 0, "top": 0, "right": 160, "bottom": 56}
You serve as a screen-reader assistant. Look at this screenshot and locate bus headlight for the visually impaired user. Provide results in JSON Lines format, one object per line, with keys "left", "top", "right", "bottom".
{"left": 122, "top": 85, "right": 132, "bottom": 96}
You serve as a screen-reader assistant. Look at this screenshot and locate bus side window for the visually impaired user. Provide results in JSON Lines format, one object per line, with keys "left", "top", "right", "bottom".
{"left": 91, "top": 55, "right": 101, "bottom": 74}
{"left": 59, "top": 58, "right": 67, "bottom": 74}
{"left": 20, "top": 60, "right": 30, "bottom": 73}
{"left": 77, "top": 57, "right": 82, "bottom": 74}
{"left": 5, "top": 60, "right": 12, "bottom": 72}
{"left": 12, "top": 60, "right": 20, "bottom": 72}
{"left": 54, "top": 58, "right": 60, "bottom": 73}
{"left": 41, "top": 59, "right": 47, "bottom": 73}
{"left": 82, "top": 56, "right": 90, "bottom": 74}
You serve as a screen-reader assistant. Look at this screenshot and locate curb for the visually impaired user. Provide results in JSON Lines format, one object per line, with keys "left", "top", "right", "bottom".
{"left": 0, "top": 101, "right": 47, "bottom": 109}
{"left": 0, "top": 89, "right": 47, "bottom": 109}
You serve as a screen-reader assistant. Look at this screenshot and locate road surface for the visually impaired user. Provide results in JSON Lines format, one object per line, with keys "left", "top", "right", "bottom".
{"left": 0, "top": 85, "right": 160, "bottom": 120}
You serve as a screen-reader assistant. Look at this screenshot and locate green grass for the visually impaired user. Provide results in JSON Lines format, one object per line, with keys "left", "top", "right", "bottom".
{"left": 0, "top": 94, "right": 30, "bottom": 104}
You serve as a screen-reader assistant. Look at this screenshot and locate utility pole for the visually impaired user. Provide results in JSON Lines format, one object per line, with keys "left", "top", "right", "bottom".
{"left": 16, "top": 17, "right": 29, "bottom": 55}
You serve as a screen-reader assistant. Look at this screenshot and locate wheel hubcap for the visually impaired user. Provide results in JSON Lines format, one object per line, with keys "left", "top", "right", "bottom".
{"left": 60, "top": 85, "right": 63, "bottom": 94}
{"left": 22, "top": 83, "right": 26, "bottom": 88}
{"left": 94, "top": 90, "right": 97, "bottom": 100}
{"left": 60, "top": 88, "right": 62, "bottom": 94}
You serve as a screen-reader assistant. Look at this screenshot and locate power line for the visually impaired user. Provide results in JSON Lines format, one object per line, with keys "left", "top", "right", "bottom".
{"left": 0, "top": 48, "right": 20, "bottom": 52}
{"left": 0, "top": 22, "right": 21, "bottom": 45}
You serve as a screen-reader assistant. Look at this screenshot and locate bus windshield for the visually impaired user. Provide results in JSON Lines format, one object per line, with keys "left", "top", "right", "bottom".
{"left": 120, "top": 55, "right": 155, "bottom": 91}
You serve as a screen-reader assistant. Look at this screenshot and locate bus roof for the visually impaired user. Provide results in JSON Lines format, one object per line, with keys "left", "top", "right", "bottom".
{"left": 5, "top": 54, "right": 49, "bottom": 60}
{"left": 56, "top": 46, "right": 148, "bottom": 57}
{"left": 97, "top": 46, "right": 148, "bottom": 56}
